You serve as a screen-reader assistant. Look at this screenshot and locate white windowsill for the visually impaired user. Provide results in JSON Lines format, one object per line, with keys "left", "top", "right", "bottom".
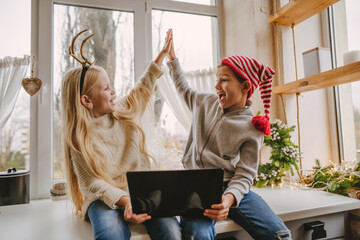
{"left": 0, "top": 186, "right": 359, "bottom": 240}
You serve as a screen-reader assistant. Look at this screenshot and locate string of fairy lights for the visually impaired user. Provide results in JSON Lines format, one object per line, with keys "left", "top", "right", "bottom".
{"left": 255, "top": 119, "right": 360, "bottom": 199}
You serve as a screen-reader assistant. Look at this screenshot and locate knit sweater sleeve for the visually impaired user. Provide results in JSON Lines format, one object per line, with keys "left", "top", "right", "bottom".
{"left": 70, "top": 149, "right": 129, "bottom": 210}
{"left": 167, "top": 58, "right": 198, "bottom": 111}
{"left": 118, "top": 61, "right": 163, "bottom": 116}
{"left": 223, "top": 136, "right": 262, "bottom": 206}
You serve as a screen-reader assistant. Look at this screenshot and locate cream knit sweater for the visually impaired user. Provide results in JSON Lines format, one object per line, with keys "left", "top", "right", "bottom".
{"left": 70, "top": 62, "right": 163, "bottom": 218}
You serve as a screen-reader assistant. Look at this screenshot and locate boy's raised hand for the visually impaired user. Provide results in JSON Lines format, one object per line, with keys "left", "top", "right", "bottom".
{"left": 154, "top": 29, "right": 173, "bottom": 66}
{"left": 167, "top": 29, "right": 176, "bottom": 61}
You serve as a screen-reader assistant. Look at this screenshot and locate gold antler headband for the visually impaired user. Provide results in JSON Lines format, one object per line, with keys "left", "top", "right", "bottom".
{"left": 68, "top": 29, "right": 96, "bottom": 94}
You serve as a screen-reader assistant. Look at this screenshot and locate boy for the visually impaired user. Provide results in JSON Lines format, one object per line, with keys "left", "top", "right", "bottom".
{"left": 165, "top": 29, "right": 291, "bottom": 240}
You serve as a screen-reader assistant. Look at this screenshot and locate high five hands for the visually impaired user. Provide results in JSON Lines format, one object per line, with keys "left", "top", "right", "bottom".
{"left": 167, "top": 29, "right": 176, "bottom": 61}
{"left": 154, "top": 29, "right": 174, "bottom": 66}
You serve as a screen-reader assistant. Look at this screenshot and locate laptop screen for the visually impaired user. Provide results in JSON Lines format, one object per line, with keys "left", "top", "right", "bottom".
{"left": 126, "top": 168, "right": 224, "bottom": 217}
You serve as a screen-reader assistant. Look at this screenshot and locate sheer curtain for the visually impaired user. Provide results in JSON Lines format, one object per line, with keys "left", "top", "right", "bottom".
{"left": 0, "top": 56, "right": 31, "bottom": 129}
{"left": 157, "top": 67, "right": 217, "bottom": 131}
{"left": 141, "top": 67, "right": 216, "bottom": 169}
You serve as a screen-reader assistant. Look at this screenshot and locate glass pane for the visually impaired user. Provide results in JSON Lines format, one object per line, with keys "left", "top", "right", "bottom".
{"left": 171, "top": 0, "right": 216, "bottom": 6}
{"left": 333, "top": 0, "right": 360, "bottom": 161}
{"left": 53, "top": 4, "right": 134, "bottom": 179}
{"left": 152, "top": 10, "right": 217, "bottom": 71}
{"left": 0, "top": 0, "right": 31, "bottom": 171}
{"left": 152, "top": 10, "right": 218, "bottom": 164}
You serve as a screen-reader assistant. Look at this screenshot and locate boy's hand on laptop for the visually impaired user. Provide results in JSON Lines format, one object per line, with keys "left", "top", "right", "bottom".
{"left": 117, "top": 196, "right": 152, "bottom": 224}
{"left": 203, "top": 194, "right": 234, "bottom": 221}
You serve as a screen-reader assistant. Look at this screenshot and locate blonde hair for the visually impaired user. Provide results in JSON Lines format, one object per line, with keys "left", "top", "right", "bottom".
{"left": 61, "top": 66, "right": 152, "bottom": 213}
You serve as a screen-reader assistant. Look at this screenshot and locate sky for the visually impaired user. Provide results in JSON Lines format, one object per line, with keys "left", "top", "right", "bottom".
{"left": 1, "top": 0, "right": 359, "bottom": 60}
{"left": 0, "top": 0, "right": 31, "bottom": 59}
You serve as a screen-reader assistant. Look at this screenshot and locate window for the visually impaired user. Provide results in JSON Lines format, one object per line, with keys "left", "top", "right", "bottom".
{"left": 151, "top": 9, "right": 218, "bottom": 161}
{"left": 53, "top": 4, "right": 135, "bottom": 179}
{"left": 0, "top": 0, "right": 31, "bottom": 172}
{"left": 331, "top": 0, "right": 360, "bottom": 161}
{"left": 35, "top": 0, "right": 222, "bottom": 197}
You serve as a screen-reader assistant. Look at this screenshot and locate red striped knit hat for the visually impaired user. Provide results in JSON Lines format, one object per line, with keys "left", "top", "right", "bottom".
{"left": 221, "top": 55, "right": 275, "bottom": 136}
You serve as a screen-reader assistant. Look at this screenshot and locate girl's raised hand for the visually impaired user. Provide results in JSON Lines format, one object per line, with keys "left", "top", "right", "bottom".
{"left": 154, "top": 29, "right": 173, "bottom": 66}
{"left": 162, "top": 29, "right": 173, "bottom": 55}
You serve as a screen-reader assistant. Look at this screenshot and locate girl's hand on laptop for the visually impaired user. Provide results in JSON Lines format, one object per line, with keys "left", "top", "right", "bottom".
{"left": 203, "top": 194, "right": 234, "bottom": 221}
{"left": 117, "top": 196, "right": 152, "bottom": 224}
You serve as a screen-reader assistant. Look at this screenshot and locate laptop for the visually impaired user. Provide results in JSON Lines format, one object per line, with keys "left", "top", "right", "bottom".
{"left": 126, "top": 168, "right": 224, "bottom": 217}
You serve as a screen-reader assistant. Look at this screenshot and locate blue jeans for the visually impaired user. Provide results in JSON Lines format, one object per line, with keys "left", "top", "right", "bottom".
{"left": 228, "top": 190, "right": 291, "bottom": 240}
{"left": 180, "top": 189, "right": 292, "bottom": 240}
{"left": 87, "top": 200, "right": 182, "bottom": 240}
{"left": 88, "top": 190, "right": 291, "bottom": 240}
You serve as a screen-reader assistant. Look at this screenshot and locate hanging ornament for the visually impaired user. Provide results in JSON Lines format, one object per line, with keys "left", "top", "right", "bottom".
{"left": 22, "top": 56, "right": 42, "bottom": 96}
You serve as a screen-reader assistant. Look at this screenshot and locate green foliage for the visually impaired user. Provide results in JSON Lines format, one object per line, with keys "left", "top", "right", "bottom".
{"left": 254, "top": 119, "right": 299, "bottom": 187}
{"left": 355, "top": 162, "right": 360, "bottom": 171}
{"left": 264, "top": 119, "right": 299, "bottom": 173}
{"left": 255, "top": 163, "right": 285, "bottom": 188}
{"left": 311, "top": 159, "right": 360, "bottom": 197}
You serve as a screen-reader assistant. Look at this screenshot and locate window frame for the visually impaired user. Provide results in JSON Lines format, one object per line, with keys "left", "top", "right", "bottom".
{"left": 328, "top": 5, "right": 345, "bottom": 162}
{"left": 31, "top": 0, "right": 223, "bottom": 198}
{"left": 328, "top": 1, "right": 360, "bottom": 163}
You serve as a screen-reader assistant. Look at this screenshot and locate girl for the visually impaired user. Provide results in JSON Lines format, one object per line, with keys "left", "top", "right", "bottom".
{"left": 61, "top": 30, "right": 181, "bottom": 240}
{"left": 166, "top": 29, "right": 292, "bottom": 240}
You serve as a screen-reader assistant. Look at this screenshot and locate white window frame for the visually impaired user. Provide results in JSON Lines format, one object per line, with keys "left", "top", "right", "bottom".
{"left": 327, "top": 5, "right": 344, "bottom": 162}
{"left": 31, "top": 0, "right": 223, "bottom": 198}
{"left": 328, "top": 2, "right": 360, "bottom": 163}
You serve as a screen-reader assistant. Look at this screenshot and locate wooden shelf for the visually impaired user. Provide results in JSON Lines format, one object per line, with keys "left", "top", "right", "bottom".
{"left": 273, "top": 61, "right": 360, "bottom": 95}
{"left": 268, "top": 0, "right": 339, "bottom": 26}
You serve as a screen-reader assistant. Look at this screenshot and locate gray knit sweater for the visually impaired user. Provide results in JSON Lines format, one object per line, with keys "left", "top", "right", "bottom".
{"left": 167, "top": 59, "right": 264, "bottom": 206}
{"left": 70, "top": 62, "right": 163, "bottom": 218}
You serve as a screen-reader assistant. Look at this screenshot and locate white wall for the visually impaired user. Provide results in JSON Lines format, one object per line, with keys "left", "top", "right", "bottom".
{"left": 222, "top": 0, "right": 277, "bottom": 120}
{"left": 222, "top": 0, "right": 335, "bottom": 169}
{"left": 222, "top": 0, "right": 276, "bottom": 163}
{"left": 281, "top": 14, "right": 334, "bottom": 169}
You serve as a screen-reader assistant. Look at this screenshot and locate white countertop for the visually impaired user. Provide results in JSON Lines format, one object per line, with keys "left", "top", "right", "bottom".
{"left": 252, "top": 186, "right": 360, "bottom": 221}
{"left": 0, "top": 186, "right": 359, "bottom": 240}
